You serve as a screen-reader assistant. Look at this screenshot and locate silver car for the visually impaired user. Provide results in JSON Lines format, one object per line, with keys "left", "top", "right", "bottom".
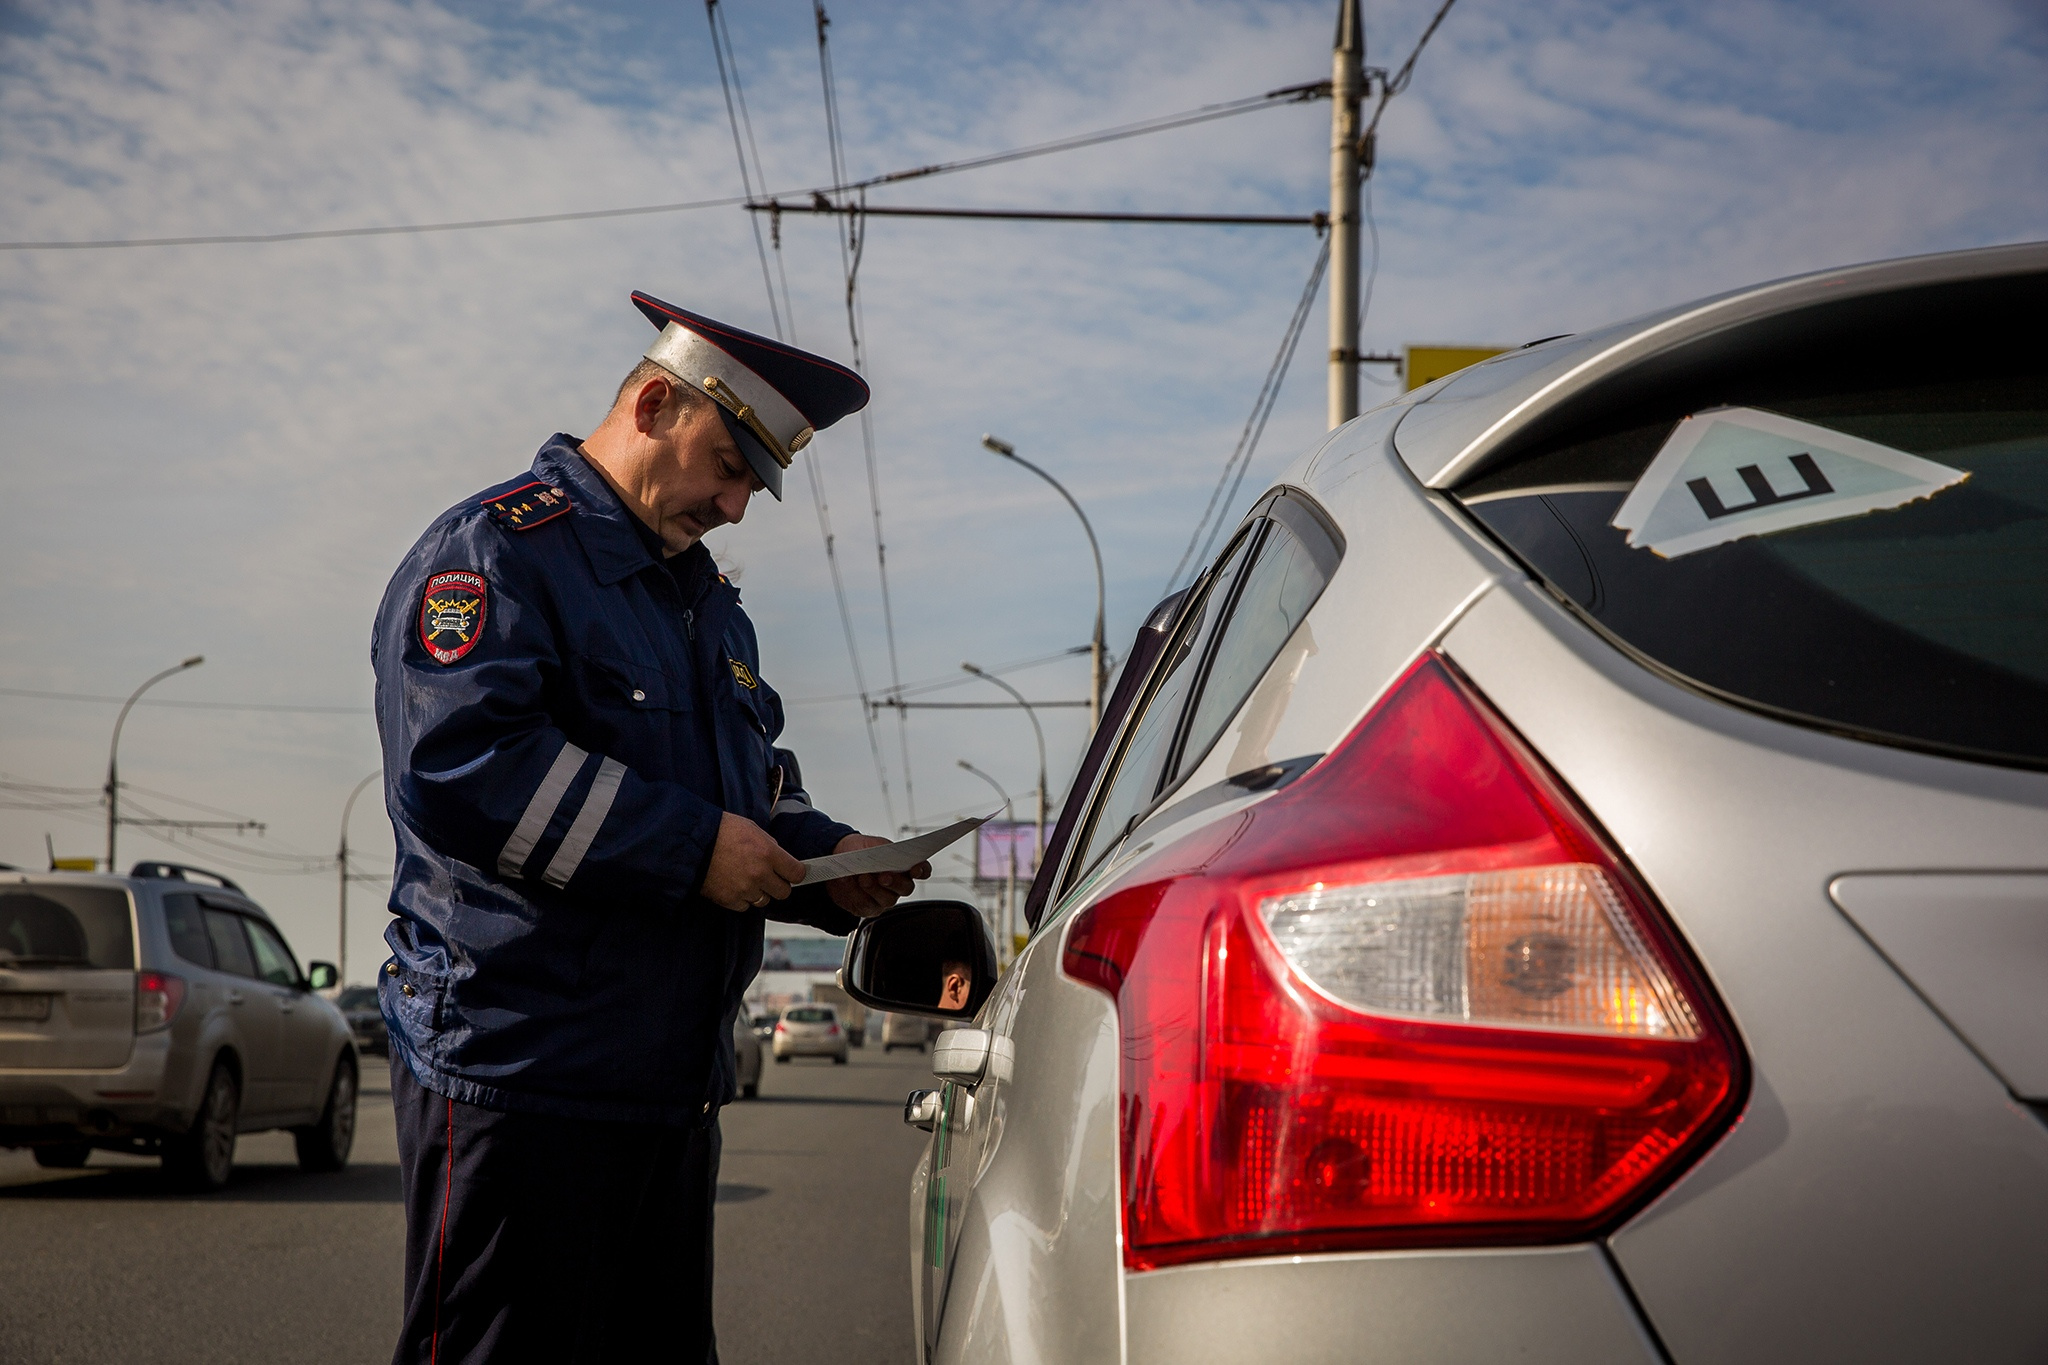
{"left": 772, "top": 1003, "right": 850, "bottom": 1064}
{"left": 848, "top": 241, "right": 2048, "bottom": 1362}
{"left": 0, "top": 862, "right": 358, "bottom": 1190}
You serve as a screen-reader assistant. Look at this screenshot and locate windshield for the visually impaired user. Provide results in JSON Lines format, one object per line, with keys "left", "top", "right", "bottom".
{"left": 0, "top": 885, "right": 135, "bottom": 968}
{"left": 337, "top": 986, "right": 380, "bottom": 1009}
{"left": 1461, "top": 351, "right": 2047, "bottom": 766}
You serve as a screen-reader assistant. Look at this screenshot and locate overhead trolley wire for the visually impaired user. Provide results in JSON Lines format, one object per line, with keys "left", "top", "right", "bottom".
{"left": 704, "top": 0, "right": 790, "bottom": 341}
{"left": 0, "top": 81, "right": 1329, "bottom": 253}
{"left": 815, "top": 1, "right": 918, "bottom": 832}
{"left": 702, "top": 0, "right": 899, "bottom": 834}
{"left": 1162, "top": 232, "right": 1332, "bottom": 593}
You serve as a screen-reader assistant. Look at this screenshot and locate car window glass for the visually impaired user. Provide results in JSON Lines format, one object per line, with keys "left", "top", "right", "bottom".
{"left": 245, "top": 919, "right": 301, "bottom": 988}
{"left": 161, "top": 893, "right": 215, "bottom": 969}
{"left": 203, "top": 909, "right": 258, "bottom": 979}
{"left": 1169, "top": 507, "right": 1339, "bottom": 786}
{"left": 1065, "top": 524, "right": 1264, "bottom": 885}
{"left": 0, "top": 887, "right": 133, "bottom": 969}
{"left": 785, "top": 1007, "right": 833, "bottom": 1023}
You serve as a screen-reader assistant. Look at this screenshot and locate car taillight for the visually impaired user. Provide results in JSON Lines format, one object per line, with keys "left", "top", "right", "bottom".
{"left": 1064, "top": 653, "right": 1744, "bottom": 1271}
{"left": 135, "top": 971, "right": 186, "bottom": 1033}
{"left": 826, "top": 1024, "right": 840, "bottom": 1035}
{"left": 774, "top": 1022, "right": 787, "bottom": 1033}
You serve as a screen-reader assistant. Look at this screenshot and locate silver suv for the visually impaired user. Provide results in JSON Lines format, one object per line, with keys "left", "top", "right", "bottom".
{"left": 0, "top": 862, "right": 357, "bottom": 1189}
{"left": 849, "top": 241, "right": 2048, "bottom": 1363}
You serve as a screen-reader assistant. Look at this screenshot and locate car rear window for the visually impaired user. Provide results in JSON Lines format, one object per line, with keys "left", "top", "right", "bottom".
{"left": 785, "top": 1007, "right": 833, "bottom": 1023}
{"left": 1456, "top": 279, "right": 2047, "bottom": 768}
{"left": 0, "top": 885, "right": 135, "bottom": 969}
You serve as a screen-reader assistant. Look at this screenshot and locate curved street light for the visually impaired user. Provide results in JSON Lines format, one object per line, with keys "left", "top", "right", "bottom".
{"left": 979, "top": 435, "right": 1107, "bottom": 732}
{"left": 961, "top": 662, "right": 1047, "bottom": 871}
{"left": 957, "top": 759, "right": 1017, "bottom": 964}
{"left": 105, "top": 656, "right": 204, "bottom": 872}
{"left": 338, "top": 769, "right": 382, "bottom": 987}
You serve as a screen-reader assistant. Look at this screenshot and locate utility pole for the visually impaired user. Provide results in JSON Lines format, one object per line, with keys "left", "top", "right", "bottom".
{"left": 960, "top": 663, "right": 1048, "bottom": 875}
{"left": 1328, "top": 0, "right": 1364, "bottom": 429}
{"left": 956, "top": 760, "right": 1016, "bottom": 966}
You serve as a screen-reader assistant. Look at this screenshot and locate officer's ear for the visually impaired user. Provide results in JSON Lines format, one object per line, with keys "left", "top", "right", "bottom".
{"left": 632, "top": 377, "right": 676, "bottom": 436}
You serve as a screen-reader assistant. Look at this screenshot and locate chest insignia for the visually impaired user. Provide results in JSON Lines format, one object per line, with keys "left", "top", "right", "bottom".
{"left": 483, "top": 481, "right": 572, "bottom": 531}
{"left": 419, "top": 570, "right": 488, "bottom": 665}
{"left": 728, "top": 658, "right": 758, "bottom": 689}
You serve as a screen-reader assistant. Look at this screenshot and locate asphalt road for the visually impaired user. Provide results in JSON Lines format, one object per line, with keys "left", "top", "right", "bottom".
{"left": 0, "top": 1040, "right": 937, "bottom": 1364}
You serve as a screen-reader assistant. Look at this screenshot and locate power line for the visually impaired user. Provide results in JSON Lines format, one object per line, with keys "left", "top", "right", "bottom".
{"left": 700, "top": 0, "right": 897, "bottom": 833}
{"left": 0, "top": 81, "right": 1328, "bottom": 254}
{"left": 749, "top": 203, "right": 1323, "bottom": 228}
{"left": 815, "top": 2, "right": 917, "bottom": 832}
{"left": 1164, "top": 233, "right": 1332, "bottom": 591}
{"left": 0, "top": 685, "right": 369, "bottom": 715}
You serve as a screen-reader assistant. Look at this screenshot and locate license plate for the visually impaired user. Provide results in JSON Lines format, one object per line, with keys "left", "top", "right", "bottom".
{"left": 0, "top": 994, "right": 54, "bottom": 1021}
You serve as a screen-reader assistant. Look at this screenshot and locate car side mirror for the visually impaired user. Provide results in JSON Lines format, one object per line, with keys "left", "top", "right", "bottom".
{"left": 841, "top": 900, "right": 998, "bottom": 1022}
{"left": 306, "top": 961, "right": 339, "bottom": 991}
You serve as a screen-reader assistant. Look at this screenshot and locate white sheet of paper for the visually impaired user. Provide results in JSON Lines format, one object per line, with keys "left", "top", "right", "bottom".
{"left": 799, "top": 813, "right": 994, "bottom": 884}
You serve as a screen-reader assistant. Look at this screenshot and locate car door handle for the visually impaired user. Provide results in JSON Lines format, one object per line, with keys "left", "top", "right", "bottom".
{"left": 227, "top": 990, "right": 244, "bottom": 1006}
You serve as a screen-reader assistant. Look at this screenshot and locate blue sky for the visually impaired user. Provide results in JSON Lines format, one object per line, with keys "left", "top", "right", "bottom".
{"left": 2, "top": 0, "right": 2042, "bottom": 972}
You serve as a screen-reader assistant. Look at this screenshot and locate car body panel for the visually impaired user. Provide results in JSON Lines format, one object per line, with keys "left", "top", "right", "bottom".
{"left": 1438, "top": 576, "right": 2048, "bottom": 1363}
{"left": 923, "top": 933, "right": 1123, "bottom": 1365}
{"left": 1828, "top": 873, "right": 2048, "bottom": 1100}
{"left": 1124, "top": 1246, "right": 1661, "bottom": 1365}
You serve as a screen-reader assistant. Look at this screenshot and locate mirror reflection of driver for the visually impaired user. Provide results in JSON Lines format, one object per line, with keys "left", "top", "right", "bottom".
{"left": 937, "top": 960, "right": 972, "bottom": 1012}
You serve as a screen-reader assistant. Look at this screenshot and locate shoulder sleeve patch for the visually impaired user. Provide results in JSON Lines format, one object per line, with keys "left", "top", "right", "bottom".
{"left": 419, "top": 570, "right": 488, "bottom": 664}
{"left": 483, "top": 482, "right": 573, "bottom": 531}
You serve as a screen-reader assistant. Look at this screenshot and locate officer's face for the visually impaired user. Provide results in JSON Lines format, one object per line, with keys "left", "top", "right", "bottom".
{"left": 640, "top": 382, "right": 765, "bottom": 554}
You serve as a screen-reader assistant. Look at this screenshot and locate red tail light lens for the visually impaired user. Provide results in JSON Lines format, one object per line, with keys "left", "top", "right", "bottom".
{"left": 826, "top": 1024, "right": 841, "bottom": 1036}
{"left": 135, "top": 971, "right": 186, "bottom": 1033}
{"left": 1064, "top": 654, "right": 1743, "bottom": 1270}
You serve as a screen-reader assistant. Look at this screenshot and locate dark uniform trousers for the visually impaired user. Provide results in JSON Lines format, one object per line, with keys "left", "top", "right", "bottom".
{"left": 390, "top": 1055, "right": 722, "bottom": 1364}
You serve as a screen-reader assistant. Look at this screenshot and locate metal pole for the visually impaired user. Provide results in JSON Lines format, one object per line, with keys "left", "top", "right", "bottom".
{"left": 339, "top": 770, "right": 380, "bottom": 986}
{"left": 1328, "top": 0, "right": 1364, "bottom": 429}
{"left": 957, "top": 761, "right": 1016, "bottom": 965}
{"left": 960, "top": 663, "right": 1048, "bottom": 876}
{"left": 105, "top": 656, "right": 203, "bottom": 873}
{"left": 979, "top": 435, "right": 1107, "bottom": 732}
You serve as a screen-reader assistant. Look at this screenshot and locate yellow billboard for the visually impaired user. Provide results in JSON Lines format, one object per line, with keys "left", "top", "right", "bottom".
{"left": 1406, "top": 345, "right": 1507, "bottom": 391}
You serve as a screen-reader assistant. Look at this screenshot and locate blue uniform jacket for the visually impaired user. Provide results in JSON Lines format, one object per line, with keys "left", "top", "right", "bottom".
{"left": 372, "top": 435, "right": 857, "bottom": 1125}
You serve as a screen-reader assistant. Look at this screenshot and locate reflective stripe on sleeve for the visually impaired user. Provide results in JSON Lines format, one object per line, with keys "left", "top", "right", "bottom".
{"left": 497, "top": 742, "right": 589, "bottom": 878}
{"left": 541, "top": 757, "right": 626, "bottom": 888}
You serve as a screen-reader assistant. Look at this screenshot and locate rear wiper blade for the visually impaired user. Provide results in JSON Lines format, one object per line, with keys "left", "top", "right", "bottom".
{"left": 0, "top": 955, "right": 97, "bottom": 967}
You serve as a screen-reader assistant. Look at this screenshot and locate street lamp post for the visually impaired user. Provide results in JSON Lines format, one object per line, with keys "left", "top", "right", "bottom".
{"left": 979, "top": 435, "right": 1107, "bottom": 733}
{"left": 960, "top": 662, "right": 1047, "bottom": 878}
{"left": 105, "top": 656, "right": 204, "bottom": 873}
{"left": 338, "top": 769, "right": 381, "bottom": 987}
{"left": 956, "top": 760, "right": 1016, "bottom": 964}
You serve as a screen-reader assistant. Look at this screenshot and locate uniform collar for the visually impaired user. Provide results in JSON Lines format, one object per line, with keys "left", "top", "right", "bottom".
{"left": 534, "top": 435, "right": 661, "bottom": 587}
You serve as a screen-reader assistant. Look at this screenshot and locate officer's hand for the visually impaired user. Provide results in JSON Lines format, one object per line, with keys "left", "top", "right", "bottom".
{"left": 703, "top": 813, "right": 807, "bottom": 912}
{"left": 826, "top": 833, "right": 930, "bottom": 919}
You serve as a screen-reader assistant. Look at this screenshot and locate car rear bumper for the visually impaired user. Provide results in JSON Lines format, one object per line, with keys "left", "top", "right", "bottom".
{"left": 0, "top": 1031, "right": 185, "bottom": 1143}
{"left": 1124, "top": 1245, "right": 1662, "bottom": 1364}
{"left": 773, "top": 1035, "right": 848, "bottom": 1057}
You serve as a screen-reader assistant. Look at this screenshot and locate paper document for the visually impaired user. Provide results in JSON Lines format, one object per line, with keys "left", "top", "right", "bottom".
{"left": 799, "top": 812, "right": 994, "bottom": 884}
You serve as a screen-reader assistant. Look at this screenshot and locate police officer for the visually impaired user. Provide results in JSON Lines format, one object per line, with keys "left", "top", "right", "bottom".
{"left": 372, "top": 292, "right": 927, "bottom": 1364}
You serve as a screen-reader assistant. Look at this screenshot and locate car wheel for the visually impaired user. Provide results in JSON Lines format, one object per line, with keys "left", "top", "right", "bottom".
{"left": 742, "top": 1081, "right": 758, "bottom": 1099}
{"left": 834, "top": 1053, "right": 848, "bottom": 1065}
{"left": 33, "top": 1143, "right": 91, "bottom": 1169}
{"left": 163, "top": 1059, "right": 238, "bottom": 1191}
{"left": 774, "top": 1054, "right": 789, "bottom": 1063}
{"left": 294, "top": 1051, "right": 358, "bottom": 1173}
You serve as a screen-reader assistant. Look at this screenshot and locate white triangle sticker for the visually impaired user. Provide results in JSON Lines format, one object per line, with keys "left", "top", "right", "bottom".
{"left": 1610, "top": 406, "right": 1968, "bottom": 559}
